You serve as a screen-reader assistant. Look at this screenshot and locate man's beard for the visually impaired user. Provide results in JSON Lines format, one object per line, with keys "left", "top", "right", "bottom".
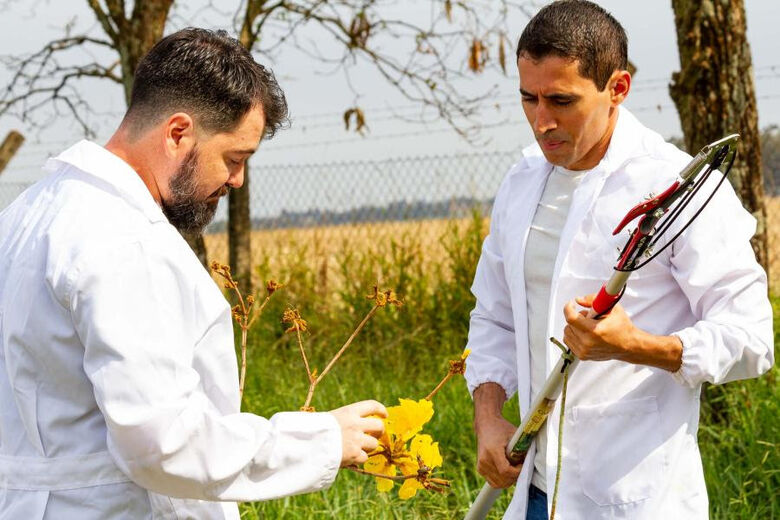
{"left": 161, "top": 148, "right": 224, "bottom": 235}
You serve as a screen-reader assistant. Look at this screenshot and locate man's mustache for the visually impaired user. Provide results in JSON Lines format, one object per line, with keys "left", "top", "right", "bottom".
{"left": 208, "top": 186, "right": 230, "bottom": 199}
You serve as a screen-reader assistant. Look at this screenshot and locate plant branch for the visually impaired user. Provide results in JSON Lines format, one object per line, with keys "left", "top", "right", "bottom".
{"left": 302, "top": 304, "right": 379, "bottom": 409}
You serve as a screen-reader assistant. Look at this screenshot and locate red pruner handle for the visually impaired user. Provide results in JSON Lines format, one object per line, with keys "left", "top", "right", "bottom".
{"left": 612, "top": 181, "right": 680, "bottom": 235}
{"left": 591, "top": 284, "right": 622, "bottom": 317}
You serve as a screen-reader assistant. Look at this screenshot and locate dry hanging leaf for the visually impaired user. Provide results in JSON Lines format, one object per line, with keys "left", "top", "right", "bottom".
{"left": 468, "top": 38, "right": 485, "bottom": 73}
{"left": 444, "top": 0, "right": 452, "bottom": 22}
{"left": 349, "top": 12, "right": 371, "bottom": 49}
{"left": 498, "top": 33, "right": 507, "bottom": 74}
{"left": 343, "top": 107, "right": 368, "bottom": 134}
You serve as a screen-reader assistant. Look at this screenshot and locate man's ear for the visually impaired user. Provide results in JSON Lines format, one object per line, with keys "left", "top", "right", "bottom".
{"left": 609, "top": 70, "right": 631, "bottom": 106}
{"left": 163, "top": 112, "right": 196, "bottom": 159}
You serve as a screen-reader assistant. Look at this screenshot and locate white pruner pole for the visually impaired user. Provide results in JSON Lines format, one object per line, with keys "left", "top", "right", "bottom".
{"left": 464, "top": 270, "right": 630, "bottom": 520}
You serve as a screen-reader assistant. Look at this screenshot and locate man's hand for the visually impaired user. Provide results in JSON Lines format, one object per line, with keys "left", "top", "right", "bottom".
{"left": 329, "top": 400, "right": 387, "bottom": 467}
{"left": 473, "top": 383, "right": 521, "bottom": 489}
{"left": 563, "top": 294, "right": 682, "bottom": 372}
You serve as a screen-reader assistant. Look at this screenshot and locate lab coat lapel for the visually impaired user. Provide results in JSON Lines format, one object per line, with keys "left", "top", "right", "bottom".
{"left": 505, "top": 147, "right": 551, "bottom": 421}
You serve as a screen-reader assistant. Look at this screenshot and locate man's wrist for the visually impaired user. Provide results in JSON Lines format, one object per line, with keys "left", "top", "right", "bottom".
{"left": 473, "top": 382, "right": 508, "bottom": 430}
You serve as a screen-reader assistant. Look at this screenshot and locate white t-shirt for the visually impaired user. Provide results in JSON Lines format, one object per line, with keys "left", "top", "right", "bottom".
{"left": 524, "top": 165, "right": 588, "bottom": 491}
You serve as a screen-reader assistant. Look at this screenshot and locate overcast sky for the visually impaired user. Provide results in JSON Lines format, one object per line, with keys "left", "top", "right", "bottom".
{"left": 1, "top": 0, "right": 778, "bottom": 183}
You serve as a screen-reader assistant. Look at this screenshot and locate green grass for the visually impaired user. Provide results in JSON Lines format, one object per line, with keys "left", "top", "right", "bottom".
{"left": 232, "top": 214, "right": 777, "bottom": 519}
{"left": 697, "top": 296, "right": 779, "bottom": 519}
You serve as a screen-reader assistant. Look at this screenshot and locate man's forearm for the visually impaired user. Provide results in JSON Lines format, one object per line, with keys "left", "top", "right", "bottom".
{"left": 623, "top": 330, "right": 683, "bottom": 373}
{"left": 473, "top": 383, "right": 509, "bottom": 429}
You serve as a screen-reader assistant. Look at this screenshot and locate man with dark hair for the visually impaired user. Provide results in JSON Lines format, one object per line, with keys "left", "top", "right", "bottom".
{"left": 0, "top": 28, "right": 386, "bottom": 518}
{"left": 464, "top": 1, "right": 772, "bottom": 519}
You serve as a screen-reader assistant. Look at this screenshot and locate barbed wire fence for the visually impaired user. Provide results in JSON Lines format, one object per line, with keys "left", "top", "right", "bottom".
{"left": 1, "top": 150, "right": 778, "bottom": 290}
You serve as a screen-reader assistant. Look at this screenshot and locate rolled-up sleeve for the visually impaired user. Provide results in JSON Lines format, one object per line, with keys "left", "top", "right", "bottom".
{"left": 464, "top": 178, "right": 518, "bottom": 399}
{"left": 669, "top": 178, "right": 774, "bottom": 388}
{"left": 69, "top": 240, "right": 341, "bottom": 501}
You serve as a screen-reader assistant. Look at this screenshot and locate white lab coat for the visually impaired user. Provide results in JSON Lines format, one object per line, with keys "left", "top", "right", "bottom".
{"left": 464, "top": 107, "right": 773, "bottom": 519}
{"left": 0, "top": 141, "right": 342, "bottom": 519}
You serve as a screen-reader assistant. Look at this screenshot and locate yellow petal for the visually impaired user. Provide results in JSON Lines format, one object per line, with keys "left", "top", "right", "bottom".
{"left": 365, "top": 459, "right": 397, "bottom": 493}
{"left": 461, "top": 349, "right": 471, "bottom": 360}
{"left": 376, "top": 475, "right": 395, "bottom": 493}
{"left": 398, "top": 457, "right": 418, "bottom": 476}
{"left": 387, "top": 398, "right": 434, "bottom": 442}
{"left": 399, "top": 478, "right": 422, "bottom": 499}
{"left": 364, "top": 455, "right": 388, "bottom": 474}
{"left": 410, "top": 434, "right": 443, "bottom": 469}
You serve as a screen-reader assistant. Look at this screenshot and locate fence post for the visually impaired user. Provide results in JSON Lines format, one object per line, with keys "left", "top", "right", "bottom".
{"left": 0, "top": 131, "right": 25, "bottom": 176}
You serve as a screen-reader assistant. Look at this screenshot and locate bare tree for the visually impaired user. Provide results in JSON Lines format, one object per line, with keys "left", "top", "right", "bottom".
{"left": 0, "top": 1, "right": 174, "bottom": 133}
{"left": 670, "top": 0, "right": 769, "bottom": 279}
{"left": 1, "top": 0, "right": 527, "bottom": 291}
{"left": 226, "top": 0, "right": 523, "bottom": 291}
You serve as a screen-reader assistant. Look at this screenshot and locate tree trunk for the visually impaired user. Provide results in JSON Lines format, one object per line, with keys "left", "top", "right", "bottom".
{"left": 670, "top": 0, "right": 768, "bottom": 280}
{"left": 229, "top": 167, "right": 253, "bottom": 293}
{"left": 225, "top": 15, "right": 263, "bottom": 294}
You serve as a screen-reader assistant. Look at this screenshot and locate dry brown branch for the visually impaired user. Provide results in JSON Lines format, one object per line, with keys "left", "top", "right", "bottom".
{"left": 211, "top": 261, "right": 282, "bottom": 404}
{"left": 300, "top": 285, "right": 402, "bottom": 410}
{"left": 238, "top": 0, "right": 533, "bottom": 140}
{"left": 425, "top": 350, "right": 469, "bottom": 401}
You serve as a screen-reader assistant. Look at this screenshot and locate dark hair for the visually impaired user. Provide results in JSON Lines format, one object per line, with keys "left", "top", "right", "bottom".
{"left": 516, "top": 0, "right": 627, "bottom": 91}
{"left": 126, "top": 28, "right": 288, "bottom": 139}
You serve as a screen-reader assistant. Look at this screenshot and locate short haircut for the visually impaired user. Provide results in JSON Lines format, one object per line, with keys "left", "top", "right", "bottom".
{"left": 125, "top": 28, "right": 288, "bottom": 139}
{"left": 516, "top": 0, "right": 628, "bottom": 91}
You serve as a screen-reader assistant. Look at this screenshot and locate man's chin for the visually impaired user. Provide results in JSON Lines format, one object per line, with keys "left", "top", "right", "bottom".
{"left": 539, "top": 149, "right": 573, "bottom": 169}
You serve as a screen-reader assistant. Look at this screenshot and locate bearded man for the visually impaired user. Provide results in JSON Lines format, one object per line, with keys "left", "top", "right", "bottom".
{"left": 0, "top": 28, "right": 385, "bottom": 519}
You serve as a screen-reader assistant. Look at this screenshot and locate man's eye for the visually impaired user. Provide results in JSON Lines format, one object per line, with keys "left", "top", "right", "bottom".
{"left": 554, "top": 99, "right": 573, "bottom": 106}
{"left": 522, "top": 97, "right": 536, "bottom": 103}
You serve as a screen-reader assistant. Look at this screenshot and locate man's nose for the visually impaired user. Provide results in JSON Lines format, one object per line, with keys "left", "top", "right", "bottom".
{"left": 227, "top": 168, "right": 245, "bottom": 189}
{"left": 534, "top": 103, "right": 557, "bottom": 134}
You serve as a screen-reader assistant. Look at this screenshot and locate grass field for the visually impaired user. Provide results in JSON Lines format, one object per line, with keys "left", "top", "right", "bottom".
{"left": 204, "top": 210, "right": 778, "bottom": 519}
{"left": 205, "top": 197, "right": 780, "bottom": 291}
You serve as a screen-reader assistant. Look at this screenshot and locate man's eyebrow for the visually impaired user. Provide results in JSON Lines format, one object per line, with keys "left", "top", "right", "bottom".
{"left": 519, "top": 88, "right": 579, "bottom": 101}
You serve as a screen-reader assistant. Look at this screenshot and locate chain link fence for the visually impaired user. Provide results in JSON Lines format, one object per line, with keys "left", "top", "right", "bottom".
{"left": 202, "top": 151, "right": 517, "bottom": 282}
{"left": 2, "top": 152, "right": 779, "bottom": 289}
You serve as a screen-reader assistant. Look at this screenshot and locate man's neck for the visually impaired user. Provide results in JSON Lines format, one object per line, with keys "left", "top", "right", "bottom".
{"left": 105, "top": 130, "right": 163, "bottom": 205}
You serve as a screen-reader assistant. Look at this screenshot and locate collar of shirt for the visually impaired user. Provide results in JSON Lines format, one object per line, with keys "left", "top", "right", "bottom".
{"left": 44, "top": 140, "right": 167, "bottom": 225}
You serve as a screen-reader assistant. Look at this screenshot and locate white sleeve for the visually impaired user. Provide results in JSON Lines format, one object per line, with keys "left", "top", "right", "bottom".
{"left": 464, "top": 177, "right": 518, "bottom": 399}
{"left": 69, "top": 239, "right": 341, "bottom": 501}
{"left": 668, "top": 178, "right": 774, "bottom": 387}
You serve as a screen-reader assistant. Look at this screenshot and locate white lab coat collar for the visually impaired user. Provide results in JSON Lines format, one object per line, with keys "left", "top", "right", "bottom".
{"left": 45, "top": 140, "right": 167, "bottom": 225}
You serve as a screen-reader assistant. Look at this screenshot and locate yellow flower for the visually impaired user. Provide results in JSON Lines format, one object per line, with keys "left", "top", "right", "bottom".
{"left": 398, "top": 434, "right": 444, "bottom": 499}
{"left": 387, "top": 398, "right": 433, "bottom": 442}
{"left": 364, "top": 398, "right": 434, "bottom": 493}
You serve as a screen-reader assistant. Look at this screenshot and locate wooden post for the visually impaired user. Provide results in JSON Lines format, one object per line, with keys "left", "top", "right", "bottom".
{"left": 0, "top": 131, "right": 25, "bottom": 176}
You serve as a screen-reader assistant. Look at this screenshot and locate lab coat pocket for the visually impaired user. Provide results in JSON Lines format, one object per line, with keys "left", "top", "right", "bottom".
{"left": 571, "top": 396, "right": 667, "bottom": 507}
